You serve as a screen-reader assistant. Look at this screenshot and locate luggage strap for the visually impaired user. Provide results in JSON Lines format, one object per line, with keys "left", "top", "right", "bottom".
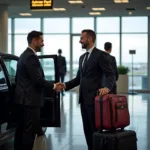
{"left": 99, "top": 96, "right": 103, "bottom": 131}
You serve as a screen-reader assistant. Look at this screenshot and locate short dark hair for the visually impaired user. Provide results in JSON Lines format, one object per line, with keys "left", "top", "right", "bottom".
{"left": 58, "top": 49, "right": 62, "bottom": 54}
{"left": 82, "top": 29, "right": 96, "bottom": 43}
{"left": 104, "top": 42, "right": 112, "bottom": 50}
{"left": 27, "top": 30, "right": 43, "bottom": 44}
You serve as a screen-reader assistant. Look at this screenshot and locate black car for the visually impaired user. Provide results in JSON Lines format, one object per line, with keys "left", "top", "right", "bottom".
{"left": 0, "top": 53, "right": 60, "bottom": 146}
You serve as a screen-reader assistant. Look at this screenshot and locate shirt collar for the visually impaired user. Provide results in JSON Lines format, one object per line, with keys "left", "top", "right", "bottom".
{"left": 87, "top": 45, "right": 95, "bottom": 54}
{"left": 28, "top": 47, "right": 36, "bottom": 55}
{"left": 105, "top": 51, "right": 110, "bottom": 55}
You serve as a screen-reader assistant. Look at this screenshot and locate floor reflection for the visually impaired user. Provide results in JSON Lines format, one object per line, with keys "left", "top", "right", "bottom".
{"left": 1, "top": 92, "right": 150, "bottom": 150}
{"left": 33, "top": 135, "right": 49, "bottom": 150}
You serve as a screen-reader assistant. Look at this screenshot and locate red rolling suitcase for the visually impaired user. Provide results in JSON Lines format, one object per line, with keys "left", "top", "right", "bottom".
{"left": 95, "top": 94, "right": 130, "bottom": 130}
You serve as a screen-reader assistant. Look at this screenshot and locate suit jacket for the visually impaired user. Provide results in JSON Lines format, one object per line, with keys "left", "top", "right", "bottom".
{"left": 103, "top": 54, "right": 118, "bottom": 88}
{"left": 15, "top": 48, "right": 54, "bottom": 107}
{"left": 109, "top": 55, "right": 118, "bottom": 86}
{"left": 65, "top": 48, "right": 115, "bottom": 105}
{"left": 58, "top": 55, "right": 67, "bottom": 74}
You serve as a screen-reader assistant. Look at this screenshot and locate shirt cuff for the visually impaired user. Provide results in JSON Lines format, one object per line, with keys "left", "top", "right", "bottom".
{"left": 63, "top": 83, "right": 66, "bottom": 89}
{"left": 53, "top": 84, "right": 56, "bottom": 89}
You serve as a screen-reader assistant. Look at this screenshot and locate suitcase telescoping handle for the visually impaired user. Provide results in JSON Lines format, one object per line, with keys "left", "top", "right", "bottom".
{"left": 97, "top": 90, "right": 104, "bottom": 132}
{"left": 99, "top": 96, "right": 104, "bottom": 131}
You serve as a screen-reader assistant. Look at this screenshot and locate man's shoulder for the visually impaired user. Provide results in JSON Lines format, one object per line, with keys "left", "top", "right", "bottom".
{"left": 58, "top": 55, "right": 65, "bottom": 58}
{"left": 109, "top": 55, "right": 116, "bottom": 61}
{"left": 19, "top": 48, "right": 36, "bottom": 61}
{"left": 110, "top": 54, "right": 115, "bottom": 58}
{"left": 62, "top": 56, "right": 66, "bottom": 59}
{"left": 58, "top": 56, "right": 66, "bottom": 62}
{"left": 80, "top": 52, "right": 86, "bottom": 58}
{"left": 95, "top": 48, "right": 110, "bottom": 57}
{"left": 94, "top": 47, "right": 106, "bottom": 53}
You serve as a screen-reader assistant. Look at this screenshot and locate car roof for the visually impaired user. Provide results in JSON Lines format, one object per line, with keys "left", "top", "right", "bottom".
{"left": 0, "top": 52, "right": 15, "bottom": 57}
{"left": 0, "top": 52, "right": 18, "bottom": 59}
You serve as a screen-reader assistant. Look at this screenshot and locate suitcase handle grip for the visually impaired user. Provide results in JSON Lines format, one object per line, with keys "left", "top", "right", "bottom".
{"left": 96, "top": 89, "right": 109, "bottom": 97}
{"left": 96, "top": 90, "right": 105, "bottom": 96}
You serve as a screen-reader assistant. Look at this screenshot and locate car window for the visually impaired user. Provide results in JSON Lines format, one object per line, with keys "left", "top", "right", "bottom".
{"left": 39, "top": 58, "right": 55, "bottom": 81}
{"left": 3, "top": 59, "right": 17, "bottom": 84}
{"left": 0, "top": 65, "right": 8, "bottom": 90}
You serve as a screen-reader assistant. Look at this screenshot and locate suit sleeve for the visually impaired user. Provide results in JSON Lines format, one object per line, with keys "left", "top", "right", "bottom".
{"left": 113, "top": 57, "right": 119, "bottom": 81}
{"left": 65, "top": 68, "right": 80, "bottom": 91}
{"left": 99, "top": 53, "right": 115, "bottom": 91}
{"left": 26, "top": 55, "right": 54, "bottom": 89}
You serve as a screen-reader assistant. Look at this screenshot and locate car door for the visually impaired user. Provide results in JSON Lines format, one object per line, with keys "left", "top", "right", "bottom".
{"left": 0, "top": 57, "right": 10, "bottom": 125}
{"left": 0, "top": 54, "right": 19, "bottom": 130}
{"left": 0, "top": 55, "right": 16, "bottom": 143}
{"left": 38, "top": 55, "right": 60, "bottom": 127}
{"left": 1, "top": 54, "right": 60, "bottom": 127}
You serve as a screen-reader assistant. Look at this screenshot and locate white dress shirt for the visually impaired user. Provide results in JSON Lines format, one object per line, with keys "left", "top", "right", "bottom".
{"left": 28, "top": 47, "right": 36, "bottom": 55}
{"left": 82, "top": 45, "right": 95, "bottom": 67}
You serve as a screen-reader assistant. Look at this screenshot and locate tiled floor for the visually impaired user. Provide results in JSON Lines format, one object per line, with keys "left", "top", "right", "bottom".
{"left": 1, "top": 92, "right": 150, "bottom": 150}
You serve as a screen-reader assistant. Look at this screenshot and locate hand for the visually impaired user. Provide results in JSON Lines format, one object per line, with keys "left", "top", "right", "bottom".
{"left": 98, "top": 88, "right": 109, "bottom": 96}
{"left": 55, "top": 82, "right": 65, "bottom": 92}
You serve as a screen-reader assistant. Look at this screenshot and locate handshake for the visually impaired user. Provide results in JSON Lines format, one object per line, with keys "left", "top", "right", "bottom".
{"left": 54, "top": 82, "right": 66, "bottom": 92}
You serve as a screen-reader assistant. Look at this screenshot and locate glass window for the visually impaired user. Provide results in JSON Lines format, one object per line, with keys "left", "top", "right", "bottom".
{"left": 96, "top": 17, "right": 120, "bottom": 33}
{"left": 72, "top": 36, "right": 85, "bottom": 78}
{"left": 14, "top": 18, "right": 41, "bottom": 33}
{"left": 96, "top": 34, "right": 120, "bottom": 65}
{"left": 14, "top": 35, "right": 28, "bottom": 56}
{"left": 122, "top": 34, "right": 148, "bottom": 90}
{"left": 0, "top": 65, "right": 8, "bottom": 89}
{"left": 39, "top": 58, "right": 55, "bottom": 81}
{"left": 8, "top": 35, "right": 11, "bottom": 54}
{"left": 3, "top": 59, "right": 17, "bottom": 84}
{"left": 8, "top": 18, "right": 11, "bottom": 34}
{"left": 129, "top": 76, "right": 142, "bottom": 90}
{"left": 72, "top": 17, "right": 94, "bottom": 33}
{"left": 43, "top": 18, "right": 70, "bottom": 33}
{"left": 122, "top": 34, "right": 148, "bottom": 73}
{"left": 43, "top": 35, "right": 70, "bottom": 81}
{"left": 122, "top": 17, "right": 148, "bottom": 33}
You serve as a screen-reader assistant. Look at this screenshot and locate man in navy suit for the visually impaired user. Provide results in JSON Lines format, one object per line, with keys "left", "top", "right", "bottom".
{"left": 63, "top": 29, "right": 115, "bottom": 150}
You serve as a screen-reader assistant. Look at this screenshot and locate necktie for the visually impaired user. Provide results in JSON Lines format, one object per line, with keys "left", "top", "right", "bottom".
{"left": 82, "top": 52, "right": 89, "bottom": 70}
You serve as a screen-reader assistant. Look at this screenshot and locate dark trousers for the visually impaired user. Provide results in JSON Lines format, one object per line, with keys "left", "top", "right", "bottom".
{"left": 14, "top": 105, "right": 40, "bottom": 150}
{"left": 110, "top": 85, "right": 117, "bottom": 94}
{"left": 59, "top": 73, "right": 65, "bottom": 83}
{"left": 80, "top": 104, "right": 96, "bottom": 150}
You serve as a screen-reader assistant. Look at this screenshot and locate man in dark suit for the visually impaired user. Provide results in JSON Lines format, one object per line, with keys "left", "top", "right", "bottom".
{"left": 58, "top": 49, "right": 67, "bottom": 96}
{"left": 14, "top": 30, "right": 63, "bottom": 150}
{"left": 104, "top": 42, "right": 119, "bottom": 94}
{"left": 63, "top": 29, "right": 115, "bottom": 150}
